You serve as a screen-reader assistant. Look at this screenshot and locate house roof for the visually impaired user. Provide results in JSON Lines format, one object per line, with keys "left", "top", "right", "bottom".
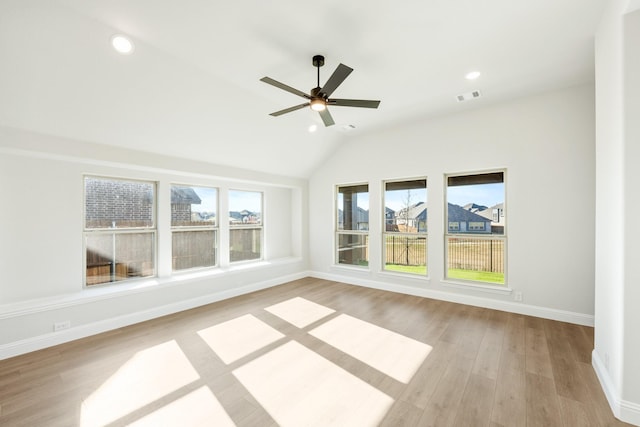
{"left": 338, "top": 207, "right": 369, "bottom": 223}
{"left": 462, "top": 203, "right": 488, "bottom": 213}
{"left": 0, "top": 1, "right": 608, "bottom": 178}
{"left": 397, "top": 202, "right": 427, "bottom": 221}
{"left": 171, "top": 186, "right": 201, "bottom": 205}
{"left": 448, "top": 203, "right": 491, "bottom": 223}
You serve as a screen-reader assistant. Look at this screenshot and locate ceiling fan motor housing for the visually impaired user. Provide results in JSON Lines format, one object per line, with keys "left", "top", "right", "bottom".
{"left": 311, "top": 87, "right": 325, "bottom": 98}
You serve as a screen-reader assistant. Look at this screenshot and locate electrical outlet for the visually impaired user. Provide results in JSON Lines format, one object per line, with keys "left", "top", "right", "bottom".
{"left": 514, "top": 292, "right": 523, "bottom": 302}
{"left": 53, "top": 320, "right": 71, "bottom": 332}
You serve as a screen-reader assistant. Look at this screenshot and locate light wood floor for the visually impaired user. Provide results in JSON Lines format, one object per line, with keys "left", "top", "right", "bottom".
{"left": 0, "top": 278, "right": 630, "bottom": 426}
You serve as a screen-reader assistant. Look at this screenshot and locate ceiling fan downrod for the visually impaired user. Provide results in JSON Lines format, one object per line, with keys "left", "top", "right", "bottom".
{"left": 312, "top": 55, "right": 324, "bottom": 90}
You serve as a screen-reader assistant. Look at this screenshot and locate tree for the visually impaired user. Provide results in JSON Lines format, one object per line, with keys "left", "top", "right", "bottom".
{"left": 400, "top": 189, "right": 414, "bottom": 265}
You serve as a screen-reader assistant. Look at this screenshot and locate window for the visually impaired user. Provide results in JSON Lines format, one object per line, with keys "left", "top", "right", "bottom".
{"left": 84, "top": 177, "right": 155, "bottom": 286}
{"left": 383, "top": 179, "right": 427, "bottom": 275}
{"left": 171, "top": 185, "right": 218, "bottom": 271}
{"left": 336, "top": 184, "right": 369, "bottom": 267}
{"left": 229, "top": 190, "right": 262, "bottom": 262}
{"left": 468, "top": 222, "right": 485, "bottom": 231}
{"left": 446, "top": 171, "right": 505, "bottom": 285}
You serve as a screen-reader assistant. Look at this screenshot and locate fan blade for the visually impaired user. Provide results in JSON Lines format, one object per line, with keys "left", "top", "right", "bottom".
{"left": 269, "top": 103, "right": 309, "bottom": 116}
{"left": 329, "top": 99, "right": 381, "bottom": 109}
{"left": 319, "top": 108, "right": 335, "bottom": 127}
{"left": 260, "top": 77, "right": 310, "bottom": 99}
{"left": 320, "top": 64, "right": 353, "bottom": 97}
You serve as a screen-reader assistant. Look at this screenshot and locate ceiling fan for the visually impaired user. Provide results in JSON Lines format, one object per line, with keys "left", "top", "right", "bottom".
{"left": 260, "top": 55, "right": 380, "bottom": 127}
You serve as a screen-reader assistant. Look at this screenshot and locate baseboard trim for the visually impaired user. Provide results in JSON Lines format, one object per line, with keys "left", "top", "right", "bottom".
{"left": 592, "top": 350, "right": 621, "bottom": 418}
{"left": 0, "top": 271, "right": 307, "bottom": 360}
{"left": 310, "top": 271, "right": 594, "bottom": 326}
{"left": 621, "top": 400, "right": 640, "bottom": 426}
{"left": 592, "top": 349, "right": 640, "bottom": 426}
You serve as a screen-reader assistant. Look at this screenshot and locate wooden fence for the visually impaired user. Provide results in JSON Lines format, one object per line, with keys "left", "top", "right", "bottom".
{"left": 447, "top": 237, "right": 504, "bottom": 273}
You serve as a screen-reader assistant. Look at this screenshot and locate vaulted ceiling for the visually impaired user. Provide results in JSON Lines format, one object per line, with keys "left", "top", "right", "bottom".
{"left": 0, "top": 0, "right": 607, "bottom": 178}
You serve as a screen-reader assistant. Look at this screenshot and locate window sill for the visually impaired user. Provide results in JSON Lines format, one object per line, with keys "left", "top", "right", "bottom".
{"left": 0, "top": 257, "right": 303, "bottom": 319}
{"left": 441, "top": 279, "right": 512, "bottom": 295}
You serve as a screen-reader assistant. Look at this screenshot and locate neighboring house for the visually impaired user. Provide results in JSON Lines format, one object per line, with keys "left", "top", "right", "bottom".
{"left": 447, "top": 203, "right": 492, "bottom": 233}
{"left": 394, "top": 202, "right": 427, "bottom": 232}
{"left": 385, "top": 207, "right": 399, "bottom": 232}
{"left": 338, "top": 207, "right": 369, "bottom": 231}
{"left": 229, "top": 210, "right": 260, "bottom": 224}
{"left": 85, "top": 178, "right": 154, "bottom": 227}
{"left": 171, "top": 186, "right": 202, "bottom": 223}
{"left": 85, "top": 180, "right": 203, "bottom": 227}
{"left": 462, "top": 203, "right": 488, "bottom": 214}
{"left": 478, "top": 202, "right": 505, "bottom": 233}
{"left": 384, "top": 206, "right": 396, "bottom": 224}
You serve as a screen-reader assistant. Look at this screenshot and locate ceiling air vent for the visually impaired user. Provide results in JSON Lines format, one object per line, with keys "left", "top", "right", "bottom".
{"left": 456, "top": 90, "right": 482, "bottom": 102}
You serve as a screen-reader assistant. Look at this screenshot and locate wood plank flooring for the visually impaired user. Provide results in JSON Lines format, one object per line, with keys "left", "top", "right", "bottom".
{"left": 0, "top": 278, "right": 631, "bottom": 426}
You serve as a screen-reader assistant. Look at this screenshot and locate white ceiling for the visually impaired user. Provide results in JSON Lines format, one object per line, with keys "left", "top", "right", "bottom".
{"left": 0, "top": 0, "right": 607, "bottom": 178}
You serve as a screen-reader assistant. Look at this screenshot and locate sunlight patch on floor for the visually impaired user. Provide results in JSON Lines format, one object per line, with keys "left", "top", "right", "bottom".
{"left": 128, "top": 386, "right": 236, "bottom": 427}
{"left": 232, "top": 340, "right": 394, "bottom": 427}
{"left": 264, "top": 297, "right": 336, "bottom": 328}
{"left": 80, "top": 340, "right": 199, "bottom": 427}
{"left": 197, "top": 314, "right": 285, "bottom": 364}
{"left": 309, "top": 314, "right": 432, "bottom": 383}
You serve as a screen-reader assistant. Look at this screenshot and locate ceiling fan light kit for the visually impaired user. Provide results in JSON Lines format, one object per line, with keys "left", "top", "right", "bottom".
{"left": 260, "top": 55, "right": 380, "bottom": 127}
{"left": 310, "top": 98, "right": 326, "bottom": 112}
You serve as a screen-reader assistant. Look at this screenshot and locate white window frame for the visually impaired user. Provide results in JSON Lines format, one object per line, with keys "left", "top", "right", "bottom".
{"left": 170, "top": 184, "right": 219, "bottom": 272}
{"left": 229, "top": 189, "right": 263, "bottom": 263}
{"left": 83, "top": 175, "right": 157, "bottom": 287}
{"left": 444, "top": 170, "right": 507, "bottom": 287}
{"left": 335, "top": 183, "right": 369, "bottom": 268}
{"left": 382, "top": 178, "right": 428, "bottom": 276}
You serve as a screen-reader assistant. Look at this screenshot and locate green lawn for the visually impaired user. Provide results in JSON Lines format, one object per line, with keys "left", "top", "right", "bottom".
{"left": 384, "top": 264, "right": 503, "bottom": 284}
{"left": 447, "top": 269, "right": 504, "bottom": 284}
{"left": 352, "top": 259, "right": 505, "bottom": 285}
{"left": 384, "top": 264, "right": 427, "bottom": 275}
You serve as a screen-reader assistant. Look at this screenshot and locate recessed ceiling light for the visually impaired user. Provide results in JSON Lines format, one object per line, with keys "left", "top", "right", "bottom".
{"left": 111, "top": 34, "right": 135, "bottom": 54}
{"left": 465, "top": 71, "right": 481, "bottom": 80}
{"left": 308, "top": 124, "right": 318, "bottom": 133}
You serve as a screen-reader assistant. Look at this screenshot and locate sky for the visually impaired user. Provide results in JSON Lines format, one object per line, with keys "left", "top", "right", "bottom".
{"left": 228, "top": 189, "right": 262, "bottom": 213}
{"left": 189, "top": 187, "right": 217, "bottom": 213}
{"left": 446, "top": 183, "right": 504, "bottom": 208}
{"left": 186, "top": 188, "right": 263, "bottom": 213}
{"left": 384, "top": 189, "right": 426, "bottom": 211}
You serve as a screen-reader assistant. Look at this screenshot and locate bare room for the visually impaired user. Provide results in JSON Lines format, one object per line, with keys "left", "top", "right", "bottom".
{"left": 1, "top": 0, "right": 639, "bottom": 425}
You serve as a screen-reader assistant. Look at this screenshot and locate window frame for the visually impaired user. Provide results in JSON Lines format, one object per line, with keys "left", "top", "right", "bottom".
{"left": 83, "top": 175, "right": 157, "bottom": 287}
{"left": 335, "top": 183, "right": 370, "bottom": 268}
{"left": 444, "top": 169, "right": 507, "bottom": 287}
{"left": 382, "top": 178, "right": 428, "bottom": 276}
{"left": 170, "top": 184, "right": 219, "bottom": 272}
{"left": 228, "top": 189, "right": 264, "bottom": 263}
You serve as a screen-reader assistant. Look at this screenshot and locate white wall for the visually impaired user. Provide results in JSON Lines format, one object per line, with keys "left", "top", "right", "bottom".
{"left": 309, "top": 84, "right": 596, "bottom": 324}
{"left": 623, "top": 8, "right": 640, "bottom": 411}
{"left": 594, "top": 0, "right": 626, "bottom": 405}
{"left": 593, "top": 1, "right": 640, "bottom": 424}
{"left": 0, "top": 126, "right": 309, "bottom": 358}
